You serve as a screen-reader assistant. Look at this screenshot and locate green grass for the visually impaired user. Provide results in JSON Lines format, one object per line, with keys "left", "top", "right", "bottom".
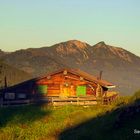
{"left": 0, "top": 91, "right": 140, "bottom": 140}
{"left": 0, "top": 104, "right": 112, "bottom": 140}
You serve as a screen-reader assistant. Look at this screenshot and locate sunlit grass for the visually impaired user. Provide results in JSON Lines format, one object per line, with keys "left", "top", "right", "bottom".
{"left": 0, "top": 105, "right": 112, "bottom": 140}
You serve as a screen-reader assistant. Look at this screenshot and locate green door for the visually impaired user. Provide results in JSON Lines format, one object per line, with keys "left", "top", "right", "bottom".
{"left": 37, "top": 85, "right": 48, "bottom": 94}
{"left": 76, "top": 86, "right": 86, "bottom": 96}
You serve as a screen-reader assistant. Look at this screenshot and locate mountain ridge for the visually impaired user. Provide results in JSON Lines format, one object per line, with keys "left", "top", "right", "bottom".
{"left": 0, "top": 40, "right": 140, "bottom": 95}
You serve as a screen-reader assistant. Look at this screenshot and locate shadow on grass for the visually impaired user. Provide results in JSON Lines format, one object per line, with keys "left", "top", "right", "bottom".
{"left": 59, "top": 100, "right": 140, "bottom": 140}
{"left": 0, "top": 103, "right": 51, "bottom": 127}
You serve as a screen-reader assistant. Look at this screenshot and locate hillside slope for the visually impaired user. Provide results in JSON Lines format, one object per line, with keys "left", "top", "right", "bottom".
{"left": 0, "top": 49, "right": 6, "bottom": 57}
{"left": 59, "top": 90, "right": 140, "bottom": 140}
{"left": 0, "top": 61, "right": 32, "bottom": 88}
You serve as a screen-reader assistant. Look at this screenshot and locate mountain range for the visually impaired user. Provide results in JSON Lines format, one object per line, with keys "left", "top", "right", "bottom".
{"left": 0, "top": 40, "right": 140, "bottom": 95}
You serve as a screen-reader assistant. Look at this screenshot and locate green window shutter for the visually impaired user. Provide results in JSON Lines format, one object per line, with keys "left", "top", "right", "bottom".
{"left": 76, "top": 86, "right": 86, "bottom": 96}
{"left": 37, "top": 85, "right": 48, "bottom": 94}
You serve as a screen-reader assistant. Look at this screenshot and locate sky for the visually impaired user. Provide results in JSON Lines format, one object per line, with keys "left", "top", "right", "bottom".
{"left": 0, "top": 0, "right": 140, "bottom": 56}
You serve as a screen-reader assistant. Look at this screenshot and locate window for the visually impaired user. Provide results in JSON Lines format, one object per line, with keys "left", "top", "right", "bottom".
{"left": 76, "top": 86, "right": 86, "bottom": 96}
{"left": 18, "top": 93, "right": 26, "bottom": 99}
{"left": 37, "top": 85, "right": 48, "bottom": 94}
{"left": 5, "top": 93, "right": 15, "bottom": 100}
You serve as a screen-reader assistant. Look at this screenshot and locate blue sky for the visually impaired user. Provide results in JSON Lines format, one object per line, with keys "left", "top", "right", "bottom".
{"left": 0, "top": 0, "right": 140, "bottom": 56}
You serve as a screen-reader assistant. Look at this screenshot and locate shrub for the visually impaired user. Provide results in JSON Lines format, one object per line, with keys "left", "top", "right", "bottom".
{"left": 112, "top": 96, "right": 130, "bottom": 107}
{"left": 129, "top": 90, "right": 140, "bottom": 105}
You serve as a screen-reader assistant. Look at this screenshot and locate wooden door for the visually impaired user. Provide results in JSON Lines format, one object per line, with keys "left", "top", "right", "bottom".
{"left": 60, "top": 84, "right": 70, "bottom": 97}
{"left": 63, "top": 87, "right": 70, "bottom": 96}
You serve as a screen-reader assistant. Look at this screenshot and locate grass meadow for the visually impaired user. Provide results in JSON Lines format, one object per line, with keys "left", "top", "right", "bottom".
{"left": 0, "top": 91, "right": 140, "bottom": 140}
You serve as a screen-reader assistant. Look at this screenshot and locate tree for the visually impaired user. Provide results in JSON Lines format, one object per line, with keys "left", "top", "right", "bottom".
{"left": 0, "top": 64, "right": 3, "bottom": 89}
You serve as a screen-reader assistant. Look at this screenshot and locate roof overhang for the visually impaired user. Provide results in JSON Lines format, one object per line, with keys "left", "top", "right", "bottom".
{"left": 105, "top": 85, "right": 116, "bottom": 89}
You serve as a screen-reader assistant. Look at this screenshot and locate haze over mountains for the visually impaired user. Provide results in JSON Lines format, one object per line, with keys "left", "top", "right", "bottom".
{"left": 0, "top": 40, "right": 140, "bottom": 95}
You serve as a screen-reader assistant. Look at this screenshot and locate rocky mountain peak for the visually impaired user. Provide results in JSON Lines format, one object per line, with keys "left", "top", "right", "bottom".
{"left": 66, "top": 40, "right": 89, "bottom": 49}
{"left": 94, "top": 42, "right": 137, "bottom": 63}
{"left": 53, "top": 40, "right": 90, "bottom": 54}
{"left": 95, "top": 41, "right": 107, "bottom": 48}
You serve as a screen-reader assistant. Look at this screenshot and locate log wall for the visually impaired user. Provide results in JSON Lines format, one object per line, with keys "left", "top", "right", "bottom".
{"left": 35, "top": 72, "right": 98, "bottom": 97}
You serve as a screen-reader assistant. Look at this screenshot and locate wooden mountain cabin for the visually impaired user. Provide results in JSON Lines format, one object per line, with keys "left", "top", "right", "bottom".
{"left": 0, "top": 69, "right": 118, "bottom": 105}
